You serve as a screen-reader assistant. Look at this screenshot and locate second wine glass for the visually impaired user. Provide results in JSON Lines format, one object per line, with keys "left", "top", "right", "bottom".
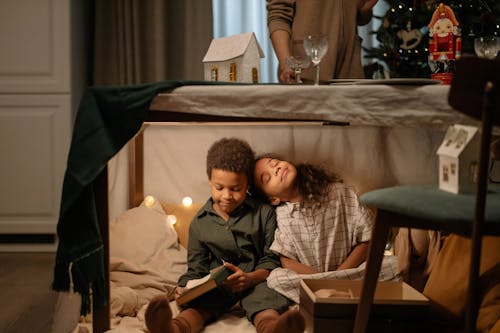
{"left": 303, "top": 35, "right": 328, "bottom": 85}
{"left": 474, "top": 36, "right": 500, "bottom": 59}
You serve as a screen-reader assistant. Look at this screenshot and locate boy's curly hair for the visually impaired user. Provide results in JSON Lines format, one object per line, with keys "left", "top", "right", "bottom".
{"left": 206, "top": 137, "right": 255, "bottom": 183}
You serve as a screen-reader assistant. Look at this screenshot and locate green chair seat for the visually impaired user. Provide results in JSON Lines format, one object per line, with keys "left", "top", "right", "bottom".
{"left": 359, "top": 185, "right": 500, "bottom": 236}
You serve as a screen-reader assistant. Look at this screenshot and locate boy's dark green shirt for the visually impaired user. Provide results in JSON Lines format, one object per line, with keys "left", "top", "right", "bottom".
{"left": 178, "top": 196, "right": 280, "bottom": 287}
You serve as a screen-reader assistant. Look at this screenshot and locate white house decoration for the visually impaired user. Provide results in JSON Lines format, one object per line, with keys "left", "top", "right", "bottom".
{"left": 203, "top": 32, "right": 264, "bottom": 83}
{"left": 437, "top": 124, "right": 480, "bottom": 194}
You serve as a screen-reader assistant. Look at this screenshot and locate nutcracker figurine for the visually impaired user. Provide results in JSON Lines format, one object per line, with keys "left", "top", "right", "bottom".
{"left": 428, "top": 3, "right": 461, "bottom": 84}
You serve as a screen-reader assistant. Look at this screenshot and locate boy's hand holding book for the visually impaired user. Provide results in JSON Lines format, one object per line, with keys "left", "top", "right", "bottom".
{"left": 176, "top": 263, "right": 233, "bottom": 306}
{"left": 223, "top": 262, "right": 270, "bottom": 293}
{"left": 176, "top": 261, "right": 272, "bottom": 306}
{"left": 222, "top": 262, "right": 251, "bottom": 293}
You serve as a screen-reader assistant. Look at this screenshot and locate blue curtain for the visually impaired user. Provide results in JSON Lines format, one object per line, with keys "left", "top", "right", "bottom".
{"left": 212, "top": 0, "right": 278, "bottom": 83}
{"left": 359, "top": 1, "right": 389, "bottom": 51}
{"left": 212, "top": 1, "right": 388, "bottom": 83}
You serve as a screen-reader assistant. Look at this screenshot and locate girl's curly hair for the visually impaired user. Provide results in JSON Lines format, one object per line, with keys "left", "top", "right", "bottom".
{"left": 295, "top": 163, "right": 341, "bottom": 206}
{"left": 251, "top": 153, "right": 341, "bottom": 206}
{"left": 206, "top": 137, "right": 255, "bottom": 184}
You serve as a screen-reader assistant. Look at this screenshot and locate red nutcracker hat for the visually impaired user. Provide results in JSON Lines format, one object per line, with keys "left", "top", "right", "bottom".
{"left": 428, "top": 3, "right": 459, "bottom": 30}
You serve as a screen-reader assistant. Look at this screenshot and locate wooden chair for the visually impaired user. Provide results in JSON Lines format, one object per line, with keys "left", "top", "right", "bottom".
{"left": 352, "top": 57, "right": 500, "bottom": 333}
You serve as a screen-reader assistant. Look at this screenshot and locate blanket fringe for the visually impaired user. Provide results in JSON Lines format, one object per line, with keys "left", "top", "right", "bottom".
{"left": 52, "top": 246, "right": 107, "bottom": 315}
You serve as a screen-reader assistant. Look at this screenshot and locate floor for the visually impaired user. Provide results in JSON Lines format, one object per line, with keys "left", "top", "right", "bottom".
{"left": 0, "top": 252, "right": 59, "bottom": 333}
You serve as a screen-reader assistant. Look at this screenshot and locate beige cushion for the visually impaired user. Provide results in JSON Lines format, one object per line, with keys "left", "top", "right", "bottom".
{"left": 423, "top": 234, "right": 500, "bottom": 332}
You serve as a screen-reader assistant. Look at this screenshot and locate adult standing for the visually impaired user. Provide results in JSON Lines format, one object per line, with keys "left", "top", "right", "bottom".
{"left": 267, "top": 0, "right": 378, "bottom": 83}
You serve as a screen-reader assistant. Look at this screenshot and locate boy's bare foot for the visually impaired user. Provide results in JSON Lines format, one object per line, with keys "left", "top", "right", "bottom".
{"left": 273, "top": 309, "right": 305, "bottom": 333}
{"left": 145, "top": 294, "right": 173, "bottom": 333}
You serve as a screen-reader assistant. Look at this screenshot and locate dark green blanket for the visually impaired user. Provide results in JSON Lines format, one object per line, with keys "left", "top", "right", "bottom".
{"left": 52, "top": 80, "right": 219, "bottom": 315}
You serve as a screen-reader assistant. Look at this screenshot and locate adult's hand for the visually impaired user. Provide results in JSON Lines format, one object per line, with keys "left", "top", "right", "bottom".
{"left": 270, "top": 29, "right": 296, "bottom": 84}
{"left": 357, "top": 0, "right": 378, "bottom": 25}
{"left": 278, "top": 63, "right": 295, "bottom": 84}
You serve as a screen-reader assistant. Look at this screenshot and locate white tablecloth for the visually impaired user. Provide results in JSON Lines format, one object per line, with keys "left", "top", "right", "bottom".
{"left": 150, "top": 84, "right": 476, "bottom": 128}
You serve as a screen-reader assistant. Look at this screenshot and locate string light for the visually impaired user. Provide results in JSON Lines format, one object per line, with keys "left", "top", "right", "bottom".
{"left": 166, "top": 215, "right": 177, "bottom": 226}
{"left": 144, "top": 195, "right": 156, "bottom": 208}
{"left": 182, "top": 196, "right": 193, "bottom": 207}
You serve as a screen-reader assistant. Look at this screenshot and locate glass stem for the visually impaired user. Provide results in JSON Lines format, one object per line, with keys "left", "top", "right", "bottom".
{"left": 295, "top": 69, "right": 302, "bottom": 84}
{"left": 314, "top": 64, "right": 320, "bottom": 86}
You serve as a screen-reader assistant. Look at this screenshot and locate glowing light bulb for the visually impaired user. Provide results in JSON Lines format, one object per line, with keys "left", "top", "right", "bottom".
{"left": 144, "top": 195, "right": 156, "bottom": 208}
{"left": 167, "top": 215, "right": 177, "bottom": 226}
{"left": 182, "top": 196, "right": 193, "bottom": 207}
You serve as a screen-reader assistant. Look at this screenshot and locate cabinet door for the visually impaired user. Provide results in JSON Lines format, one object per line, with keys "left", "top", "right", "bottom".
{"left": 0, "top": 94, "right": 71, "bottom": 251}
{"left": 0, "top": 0, "right": 70, "bottom": 93}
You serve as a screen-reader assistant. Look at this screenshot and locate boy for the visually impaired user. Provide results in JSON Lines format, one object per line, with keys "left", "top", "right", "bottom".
{"left": 145, "top": 138, "right": 305, "bottom": 333}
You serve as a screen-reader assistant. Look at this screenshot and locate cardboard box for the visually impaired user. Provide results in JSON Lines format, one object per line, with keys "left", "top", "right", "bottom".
{"left": 299, "top": 279, "right": 429, "bottom": 333}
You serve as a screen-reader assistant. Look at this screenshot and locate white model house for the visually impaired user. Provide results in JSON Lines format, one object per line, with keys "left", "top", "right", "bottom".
{"left": 437, "top": 124, "right": 480, "bottom": 194}
{"left": 202, "top": 32, "right": 264, "bottom": 83}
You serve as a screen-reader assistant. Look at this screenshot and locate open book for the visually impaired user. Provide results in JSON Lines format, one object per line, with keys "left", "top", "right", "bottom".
{"left": 176, "top": 264, "right": 233, "bottom": 306}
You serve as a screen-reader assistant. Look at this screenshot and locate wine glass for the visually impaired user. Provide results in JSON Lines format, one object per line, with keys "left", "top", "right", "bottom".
{"left": 474, "top": 36, "right": 500, "bottom": 59}
{"left": 303, "top": 35, "right": 328, "bottom": 85}
{"left": 285, "top": 55, "right": 311, "bottom": 83}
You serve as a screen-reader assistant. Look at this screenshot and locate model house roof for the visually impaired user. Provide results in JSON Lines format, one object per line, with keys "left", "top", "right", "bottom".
{"left": 437, "top": 124, "right": 478, "bottom": 158}
{"left": 203, "top": 32, "right": 264, "bottom": 62}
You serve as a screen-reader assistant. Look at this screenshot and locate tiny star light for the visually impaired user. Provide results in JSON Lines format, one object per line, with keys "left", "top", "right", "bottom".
{"left": 182, "top": 196, "right": 193, "bottom": 207}
{"left": 144, "top": 195, "right": 156, "bottom": 208}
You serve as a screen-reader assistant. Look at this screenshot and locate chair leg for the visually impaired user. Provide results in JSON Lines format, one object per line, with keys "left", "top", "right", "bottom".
{"left": 353, "top": 212, "right": 390, "bottom": 333}
{"left": 464, "top": 82, "right": 494, "bottom": 333}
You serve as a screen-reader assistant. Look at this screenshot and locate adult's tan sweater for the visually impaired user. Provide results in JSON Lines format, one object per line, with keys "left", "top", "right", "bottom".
{"left": 267, "top": 0, "right": 366, "bottom": 81}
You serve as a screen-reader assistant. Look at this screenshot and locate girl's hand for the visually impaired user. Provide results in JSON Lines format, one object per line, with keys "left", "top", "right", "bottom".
{"left": 222, "top": 262, "right": 254, "bottom": 293}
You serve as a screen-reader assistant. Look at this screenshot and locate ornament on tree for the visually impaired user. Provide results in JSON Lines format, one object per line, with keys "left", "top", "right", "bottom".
{"left": 397, "top": 21, "right": 423, "bottom": 49}
{"left": 428, "top": 3, "right": 462, "bottom": 84}
{"left": 424, "top": 0, "right": 437, "bottom": 11}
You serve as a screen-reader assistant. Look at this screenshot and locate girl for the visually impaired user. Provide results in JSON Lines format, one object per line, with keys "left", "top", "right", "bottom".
{"left": 253, "top": 155, "right": 398, "bottom": 302}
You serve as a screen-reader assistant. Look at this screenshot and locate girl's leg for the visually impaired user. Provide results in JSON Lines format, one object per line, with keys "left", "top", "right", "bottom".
{"left": 254, "top": 308, "right": 305, "bottom": 333}
{"left": 145, "top": 295, "right": 213, "bottom": 333}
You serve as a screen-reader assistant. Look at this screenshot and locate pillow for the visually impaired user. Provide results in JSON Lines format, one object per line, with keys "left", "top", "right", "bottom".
{"left": 110, "top": 196, "right": 178, "bottom": 264}
{"left": 109, "top": 196, "right": 190, "bottom": 314}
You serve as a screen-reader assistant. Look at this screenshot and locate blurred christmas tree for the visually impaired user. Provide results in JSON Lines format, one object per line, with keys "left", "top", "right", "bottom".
{"left": 364, "top": 0, "right": 500, "bottom": 78}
